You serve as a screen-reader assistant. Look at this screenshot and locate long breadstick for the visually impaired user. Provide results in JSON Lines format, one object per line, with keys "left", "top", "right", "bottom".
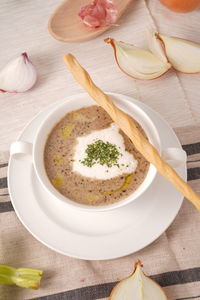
{"left": 63, "top": 53, "right": 200, "bottom": 211}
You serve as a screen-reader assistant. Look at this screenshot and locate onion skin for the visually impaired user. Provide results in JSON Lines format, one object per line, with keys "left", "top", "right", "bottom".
{"left": 160, "top": 0, "right": 200, "bottom": 12}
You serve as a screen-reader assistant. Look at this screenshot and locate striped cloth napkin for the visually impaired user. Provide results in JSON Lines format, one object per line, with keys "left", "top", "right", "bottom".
{"left": 0, "top": 125, "right": 200, "bottom": 300}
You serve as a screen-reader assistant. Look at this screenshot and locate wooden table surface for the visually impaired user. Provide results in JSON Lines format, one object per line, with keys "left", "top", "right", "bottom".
{"left": 1, "top": 0, "right": 200, "bottom": 151}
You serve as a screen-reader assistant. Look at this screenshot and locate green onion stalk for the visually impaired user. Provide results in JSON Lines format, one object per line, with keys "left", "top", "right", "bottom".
{"left": 0, "top": 265, "right": 43, "bottom": 289}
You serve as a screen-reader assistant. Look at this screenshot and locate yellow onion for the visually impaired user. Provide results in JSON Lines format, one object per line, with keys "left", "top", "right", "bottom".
{"left": 158, "top": 34, "right": 200, "bottom": 73}
{"left": 105, "top": 38, "right": 171, "bottom": 80}
{"left": 110, "top": 261, "right": 168, "bottom": 300}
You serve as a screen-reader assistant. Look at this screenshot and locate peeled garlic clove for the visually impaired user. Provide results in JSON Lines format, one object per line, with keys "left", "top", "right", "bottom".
{"left": 146, "top": 29, "right": 169, "bottom": 64}
{"left": 158, "top": 34, "right": 200, "bottom": 73}
{"left": 105, "top": 38, "right": 171, "bottom": 80}
{"left": 110, "top": 261, "right": 168, "bottom": 300}
{"left": 0, "top": 52, "right": 37, "bottom": 93}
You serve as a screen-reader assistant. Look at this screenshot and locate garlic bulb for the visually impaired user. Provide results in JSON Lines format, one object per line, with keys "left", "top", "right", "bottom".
{"left": 158, "top": 34, "right": 200, "bottom": 73}
{"left": 105, "top": 38, "right": 171, "bottom": 80}
{"left": 110, "top": 261, "right": 168, "bottom": 300}
{"left": 0, "top": 53, "right": 37, "bottom": 93}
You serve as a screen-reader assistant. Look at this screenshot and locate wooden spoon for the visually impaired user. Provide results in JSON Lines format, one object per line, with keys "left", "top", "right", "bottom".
{"left": 48, "top": 0, "right": 133, "bottom": 42}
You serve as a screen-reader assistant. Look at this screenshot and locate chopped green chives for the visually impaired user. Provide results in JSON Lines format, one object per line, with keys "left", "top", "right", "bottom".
{"left": 81, "top": 140, "right": 122, "bottom": 168}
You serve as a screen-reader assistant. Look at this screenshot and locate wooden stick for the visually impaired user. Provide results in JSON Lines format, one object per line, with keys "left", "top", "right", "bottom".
{"left": 63, "top": 53, "right": 200, "bottom": 211}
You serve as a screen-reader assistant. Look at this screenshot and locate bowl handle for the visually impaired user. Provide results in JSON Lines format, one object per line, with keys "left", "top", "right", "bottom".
{"left": 10, "top": 141, "right": 33, "bottom": 161}
{"left": 162, "top": 147, "right": 187, "bottom": 168}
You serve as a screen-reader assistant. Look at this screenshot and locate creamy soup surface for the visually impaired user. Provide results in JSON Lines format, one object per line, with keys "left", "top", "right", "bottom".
{"left": 44, "top": 105, "right": 149, "bottom": 206}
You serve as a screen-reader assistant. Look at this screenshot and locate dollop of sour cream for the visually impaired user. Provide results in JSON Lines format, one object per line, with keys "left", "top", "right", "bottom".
{"left": 73, "top": 123, "right": 138, "bottom": 180}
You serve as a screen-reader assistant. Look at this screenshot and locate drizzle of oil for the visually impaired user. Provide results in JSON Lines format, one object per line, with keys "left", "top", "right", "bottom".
{"left": 55, "top": 155, "right": 63, "bottom": 163}
{"left": 85, "top": 194, "right": 99, "bottom": 202}
{"left": 72, "top": 112, "right": 96, "bottom": 122}
{"left": 53, "top": 175, "right": 63, "bottom": 187}
{"left": 61, "top": 123, "right": 74, "bottom": 138}
{"left": 103, "top": 174, "right": 133, "bottom": 195}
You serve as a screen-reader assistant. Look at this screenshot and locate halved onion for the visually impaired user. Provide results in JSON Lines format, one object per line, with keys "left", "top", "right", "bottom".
{"left": 110, "top": 261, "right": 168, "bottom": 300}
{"left": 158, "top": 34, "right": 200, "bottom": 73}
{"left": 146, "top": 29, "right": 168, "bottom": 64}
{"left": 105, "top": 38, "right": 171, "bottom": 80}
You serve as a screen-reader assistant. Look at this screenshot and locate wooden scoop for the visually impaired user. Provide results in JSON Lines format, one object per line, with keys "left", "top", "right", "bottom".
{"left": 48, "top": 0, "right": 133, "bottom": 42}
{"left": 63, "top": 53, "right": 200, "bottom": 211}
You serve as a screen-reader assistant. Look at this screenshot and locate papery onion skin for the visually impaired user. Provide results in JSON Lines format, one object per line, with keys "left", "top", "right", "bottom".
{"left": 0, "top": 52, "right": 37, "bottom": 93}
{"left": 105, "top": 38, "right": 171, "bottom": 80}
{"left": 158, "top": 34, "right": 200, "bottom": 73}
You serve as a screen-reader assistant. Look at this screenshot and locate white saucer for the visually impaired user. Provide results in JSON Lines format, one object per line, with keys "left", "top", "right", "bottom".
{"left": 8, "top": 93, "right": 186, "bottom": 260}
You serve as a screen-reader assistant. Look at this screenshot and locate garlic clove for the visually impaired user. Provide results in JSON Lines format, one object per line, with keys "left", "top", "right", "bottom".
{"left": 110, "top": 261, "right": 168, "bottom": 300}
{"left": 158, "top": 34, "right": 200, "bottom": 73}
{"left": 0, "top": 52, "right": 37, "bottom": 93}
{"left": 146, "top": 29, "right": 169, "bottom": 64}
{"left": 105, "top": 38, "right": 171, "bottom": 80}
{"left": 78, "top": 0, "right": 118, "bottom": 28}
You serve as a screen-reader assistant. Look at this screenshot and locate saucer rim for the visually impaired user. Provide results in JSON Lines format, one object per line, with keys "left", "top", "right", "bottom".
{"left": 8, "top": 93, "right": 186, "bottom": 260}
